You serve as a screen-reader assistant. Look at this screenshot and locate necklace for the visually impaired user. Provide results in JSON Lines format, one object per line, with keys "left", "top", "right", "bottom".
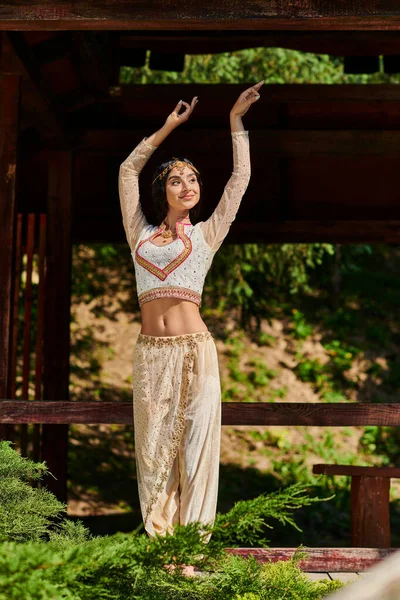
{"left": 161, "top": 220, "right": 176, "bottom": 239}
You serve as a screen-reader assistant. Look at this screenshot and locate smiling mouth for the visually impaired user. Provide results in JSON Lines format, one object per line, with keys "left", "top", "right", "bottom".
{"left": 182, "top": 194, "right": 194, "bottom": 199}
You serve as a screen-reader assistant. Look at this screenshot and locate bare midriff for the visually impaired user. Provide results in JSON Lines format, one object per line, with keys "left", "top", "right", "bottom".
{"left": 140, "top": 297, "right": 209, "bottom": 337}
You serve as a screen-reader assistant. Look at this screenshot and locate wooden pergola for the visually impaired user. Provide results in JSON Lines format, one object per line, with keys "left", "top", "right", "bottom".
{"left": 1, "top": 2, "right": 400, "bottom": 574}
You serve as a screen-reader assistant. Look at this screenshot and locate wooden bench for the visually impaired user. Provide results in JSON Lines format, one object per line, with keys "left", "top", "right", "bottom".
{"left": 313, "top": 464, "right": 400, "bottom": 548}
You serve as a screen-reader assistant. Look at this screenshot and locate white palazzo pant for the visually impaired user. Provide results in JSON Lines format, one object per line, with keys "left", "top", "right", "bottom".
{"left": 133, "top": 330, "right": 221, "bottom": 540}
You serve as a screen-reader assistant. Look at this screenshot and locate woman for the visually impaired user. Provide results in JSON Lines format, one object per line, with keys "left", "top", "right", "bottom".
{"left": 118, "top": 80, "right": 264, "bottom": 573}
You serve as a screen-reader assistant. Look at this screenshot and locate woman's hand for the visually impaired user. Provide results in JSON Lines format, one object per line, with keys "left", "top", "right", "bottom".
{"left": 230, "top": 80, "right": 264, "bottom": 118}
{"left": 164, "top": 96, "right": 199, "bottom": 131}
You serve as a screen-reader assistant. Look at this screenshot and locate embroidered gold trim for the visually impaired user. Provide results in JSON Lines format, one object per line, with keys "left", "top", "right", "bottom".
{"left": 143, "top": 344, "right": 198, "bottom": 527}
{"left": 138, "top": 286, "right": 201, "bottom": 307}
{"left": 135, "top": 220, "right": 192, "bottom": 280}
{"left": 137, "top": 331, "right": 211, "bottom": 347}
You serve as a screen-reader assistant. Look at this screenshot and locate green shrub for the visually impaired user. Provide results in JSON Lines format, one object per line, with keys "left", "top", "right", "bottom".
{"left": 0, "top": 441, "right": 342, "bottom": 599}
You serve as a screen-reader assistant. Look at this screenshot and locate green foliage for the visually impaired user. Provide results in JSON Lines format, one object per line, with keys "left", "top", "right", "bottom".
{"left": 0, "top": 439, "right": 331, "bottom": 550}
{"left": 0, "top": 442, "right": 342, "bottom": 599}
{"left": 292, "top": 335, "right": 362, "bottom": 400}
{"left": 212, "top": 482, "right": 332, "bottom": 547}
{"left": 222, "top": 334, "right": 284, "bottom": 403}
{"left": 290, "top": 309, "right": 314, "bottom": 340}
{"left": 0, "top": 441, "right": 91, "bottom": 545}
{"left": 0, "top": 537, "right": 342, "bottom": 600}
{"left": 206, "top": 243, "right": 335, "bottom": 330}
{"left": 0, "top": 441, "right": 65, "bottom": 543}
{"left": 359, "top": 426, "right": 400, "bottom": 466}
{"left": 293, "top": 356, "right": 327, "bottom": 388}
{"left": 322, "top": 340, "right": 361, "bottom": 373}
{"left": 122, "top": 46, "right": 345, "bottom": 86}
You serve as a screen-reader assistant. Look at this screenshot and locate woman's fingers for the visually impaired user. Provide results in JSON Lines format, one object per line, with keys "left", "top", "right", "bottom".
{"left": 243, "top": 88, "right": 262, "bottom": 103}
{"left": 173, "top": 100, "right": 183, "bottom": 113}
{"left": 175, "top": 97, "right": 198, "bottom": 120}
{"left": 242, "top": 80, "right": 264, "bottom": 102}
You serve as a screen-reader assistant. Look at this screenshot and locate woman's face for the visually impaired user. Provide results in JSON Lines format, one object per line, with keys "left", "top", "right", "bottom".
{"left": 165, "top": 165, "right": 200, "bottom": 212}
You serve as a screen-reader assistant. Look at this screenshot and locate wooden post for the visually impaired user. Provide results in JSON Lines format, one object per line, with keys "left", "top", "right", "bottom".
{"left": 313, "top": 464, "right": 399, "bottom": 548}
{"left": 0, "top": 33, "right": 20, "bottom": 441}
{"left": 351, "top": 476, "right": 391, "bottom": 548}
{"left": 41, "top": 151, "right": 72, "bottom": 502}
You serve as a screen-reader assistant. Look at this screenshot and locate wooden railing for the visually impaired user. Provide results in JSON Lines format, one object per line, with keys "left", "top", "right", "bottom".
{"left": 1, "top": 401, "right": 399, "bottom": 426}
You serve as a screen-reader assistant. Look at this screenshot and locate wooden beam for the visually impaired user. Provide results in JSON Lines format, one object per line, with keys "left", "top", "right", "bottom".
{"left": 70, "top": 219, "right": 400, "bottom": 245}
{"left": 0, "top": 35, "right": 20, "bottom": 440}
{"left": 70, "top": 83, "right": 400, "bottom": 129}
{"left": 232, "top": 221, "right": 400, "bottom": 244}
{"left": 6, "top": 32, "right": 71, "bottom": 141}
{"left": 80, "top": 128, "right": 400, "bottom": 157}
{"left": 69, "top": 32, "right": 111, "bottom": 97}
{"left": 0, "top": 35, "right": 64, "bottom": 141}
{"left": 314, "top": 465, "right": 400, "bottom": 478}
{"left": 41, "top": 151, "right": 73, "bottom": 503}
{"left": 2, "top": 3, "right": 400, "bottom": 31}
{"left": 226, "top": 547, "right": 396, "bottom": 572}
{"left": 1, "top": 402, "right": 400, "bottom": 426}
{"left": 28, "top": 32, "right": 72, "bottom": 65}
{"left": 120, "top": 31, "right": 400, "bottom": 57}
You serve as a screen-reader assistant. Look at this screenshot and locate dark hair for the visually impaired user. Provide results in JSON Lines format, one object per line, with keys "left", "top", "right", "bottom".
{"left": 151, "top": 157, "right": 203, "bottom": 226}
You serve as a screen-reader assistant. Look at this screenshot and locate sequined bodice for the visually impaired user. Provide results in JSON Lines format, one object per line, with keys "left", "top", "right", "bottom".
{"left": 119, "top": 131, "right": 251, "bottom": 307}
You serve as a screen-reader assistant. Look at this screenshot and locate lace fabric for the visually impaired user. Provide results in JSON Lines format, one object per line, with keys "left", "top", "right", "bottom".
{"left": 133, "top": 331, "right": 221, "bottom": 538}
{"left": 118, "top": 131, "right": 251, "bottom": 305}
{"left": 118, "top": 131, "right": 250, "bottom": 254}
{"left": 200, "top": 131, "right": 250, "bottom": 252}
{"left": 119, "top": 137, "right": 158, "bottom": 252}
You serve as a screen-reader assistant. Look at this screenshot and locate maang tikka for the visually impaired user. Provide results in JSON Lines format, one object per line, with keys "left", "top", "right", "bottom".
{"left": 152, "top": 158, "right": 200, "bottom": 186}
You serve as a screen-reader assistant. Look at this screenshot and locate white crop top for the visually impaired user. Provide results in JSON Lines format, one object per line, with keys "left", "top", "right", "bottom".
{"left": 118, "top": 131, "right": 250, "bottom": 308}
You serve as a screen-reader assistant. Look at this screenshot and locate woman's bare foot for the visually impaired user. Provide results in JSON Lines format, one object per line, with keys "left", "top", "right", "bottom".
{"left": 163, "top": 564, "right": 176, "bottom": 574}
{"left": 162, "top": 563, "right": 197, "bottom": 577}
{"left": 181, "top": 564, "right": 196, "bottom": 577}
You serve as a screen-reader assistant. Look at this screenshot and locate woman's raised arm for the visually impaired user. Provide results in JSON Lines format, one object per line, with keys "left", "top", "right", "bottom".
{"left": 119, "top": 138, "right": 159, "bottom": 252}
{"left": 200, "top": 80, "right": 263, "bottom": 252}
{"left": 118, "top": 97, "right": 199, "bottom": 252}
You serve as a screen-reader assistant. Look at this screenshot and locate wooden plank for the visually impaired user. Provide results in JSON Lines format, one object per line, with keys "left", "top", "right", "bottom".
{"left": 2, "top": 3, "right": 400, "bottom": 31}
{"left": 314, "top": 465, "right": 400, "bottom": 478}
{"left": 0, "top": 35, "right": 20, "bottom": 440}
{"left": 9, "top": 213, "right": 22, "bottom": 403}
{"left": 74, "top": 85, "right": 400, "bottom": 131}
{"left": 225, "top": 548, "right": 396, "bottom": 572}
{"left": 34, "top": 214, "right": 46, "bottom": 402}
{"left": 32, "top": 213, "right": 46, "bottom": 463}
{"left": 232, "top": 221, "right": 400, "bottom": 244}
{"left": 351, "top": 476, "right": 391, "bottom": 548}
{"left": 1, "top": 402, "right": 400, "bottom": 426}
{"left": 69, "top": 33, "right": 111, "bottom": 97}
{"left": 6, "top": 33, "right": 69, "bottom": 140}
{"left": 7, "top": 213, "right": 23, "bottom": 443}
{"left": 82, "top": 128, "right": 400, "bottom": 157}
{"left": 41, "top": 151, "right": 73, "bottom": 503}
{"left": 115, "top": 83, "right": 400, "bottom": 107}
{"left": 20, "top": 213, "right": 35, "bottom": 456}
{"left": 329, "top": 572, "right": 361, "bottom": 582}
{"left": 252, "top": 130, "right": 400, "bottom": 157}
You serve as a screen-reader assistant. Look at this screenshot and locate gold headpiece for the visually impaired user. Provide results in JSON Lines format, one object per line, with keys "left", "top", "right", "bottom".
{"left": 152, "top": 158, "right": 200, "bottom": 185}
